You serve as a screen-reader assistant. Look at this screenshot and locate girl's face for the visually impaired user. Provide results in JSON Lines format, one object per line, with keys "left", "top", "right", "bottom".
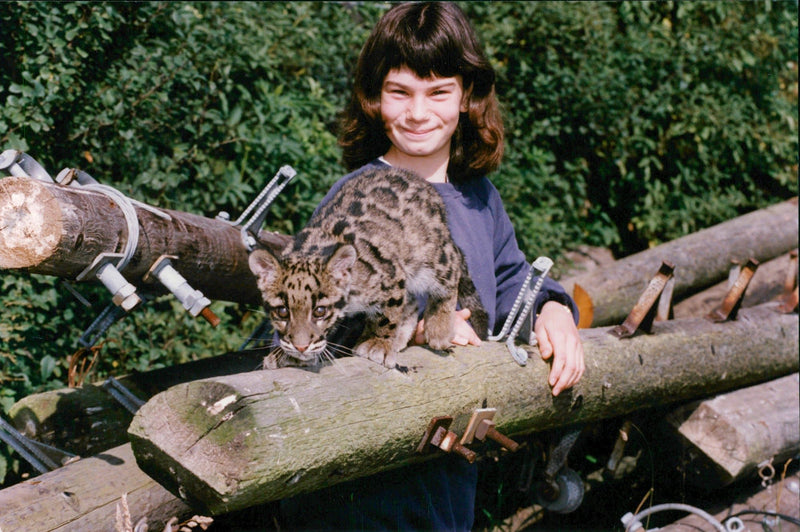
{"left": 380, "top": 66, "right": 467, "bottom": 164}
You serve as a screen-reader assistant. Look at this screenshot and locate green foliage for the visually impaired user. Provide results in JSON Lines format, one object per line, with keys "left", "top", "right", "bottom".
{"left": 467, "top": 1, "right": 797, "bottom": 253}
{"left": 0, "top": 1, "right": 796, "bottom": 486}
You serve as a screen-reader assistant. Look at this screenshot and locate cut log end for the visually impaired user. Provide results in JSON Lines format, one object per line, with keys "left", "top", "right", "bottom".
{"left": 0, "top": 176, "right": 62, "bottom": 269}
{"left": 572, "top": 282, "right": 593, "bottom": 329}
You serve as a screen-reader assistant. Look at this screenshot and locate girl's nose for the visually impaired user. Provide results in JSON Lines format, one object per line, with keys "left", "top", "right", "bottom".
{"left": 407, "top": 97, "right": 429, "bottom": 121}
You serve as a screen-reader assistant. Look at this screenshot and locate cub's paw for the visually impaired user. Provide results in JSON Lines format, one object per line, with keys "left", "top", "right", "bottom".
{"left": 354, "top": 338, "right": 397, "bottom": 369}
{"left": 425, "top": 334, "right": 454, "bottom": 353}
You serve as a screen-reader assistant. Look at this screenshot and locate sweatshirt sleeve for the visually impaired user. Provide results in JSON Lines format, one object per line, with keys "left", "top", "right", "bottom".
{"left": 487, "top": 182, "right": 579, "bottom": 334}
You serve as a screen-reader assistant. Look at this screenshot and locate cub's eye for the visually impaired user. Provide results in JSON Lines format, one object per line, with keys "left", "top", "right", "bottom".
{"left": 271, "top": 306, "right": 289, "bottom": 320}
{"left": 312, "top": 306, "right": 327, "bottom": 319}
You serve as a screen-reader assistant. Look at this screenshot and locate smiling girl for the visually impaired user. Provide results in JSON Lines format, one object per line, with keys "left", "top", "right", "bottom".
{"left": 280, "top": 2, "right": 584, "bottom": 529}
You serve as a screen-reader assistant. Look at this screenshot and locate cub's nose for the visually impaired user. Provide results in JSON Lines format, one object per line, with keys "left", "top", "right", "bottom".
{"left": 293, "top": 343, "right": 309, "bottom": 353}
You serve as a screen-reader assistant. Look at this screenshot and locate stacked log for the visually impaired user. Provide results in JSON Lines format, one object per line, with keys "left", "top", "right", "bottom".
{"left": 1, "top": 178, "right": 797, "bottom": 528}
{"left": 559, "top": 198, "right": 798, "bottom": 328}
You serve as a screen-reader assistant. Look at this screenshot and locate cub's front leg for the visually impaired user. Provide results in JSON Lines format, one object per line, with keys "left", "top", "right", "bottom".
{"left": 353, "top": 299, "right": 418, "bottom": 368}
{"left": 422, "top": 292, "right": 457, "bottom": 351}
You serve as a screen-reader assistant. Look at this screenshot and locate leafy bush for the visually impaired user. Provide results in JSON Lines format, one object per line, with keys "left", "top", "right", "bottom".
{"left": 467, "top": 1, "right": 797, "bottom": 254}
{"left": 0, "top": 1, "right": 796, "bottom": 485}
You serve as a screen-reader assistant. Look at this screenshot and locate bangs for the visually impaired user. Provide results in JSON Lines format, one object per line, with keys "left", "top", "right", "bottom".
{"left": 385, "top": 30, "right": 464, "bottom": 80}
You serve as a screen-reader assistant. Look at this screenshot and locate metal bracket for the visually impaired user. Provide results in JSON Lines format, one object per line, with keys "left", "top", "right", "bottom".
{"left": 489, "top": 256, "right": 554, "bottom": 365}
{"left": 0, "top": 416, "right": 76, "bottom": 474}
{"left": 777, "top": 249, "right": 798, "bottom": 314}
{"left": 609, "top": 261, "right": 675, "bottom": 338}
{"left": 460, "top": 408, "right": 520, "bottom": 452}
{"left": 707, "top": 258, "right": 759, "bottom": 322}
{"left": 416, "top": 416, "right": 476, "bottom": 463}
{"left": 55, "top": 167, "right": 100, "bottom": 186}
{"left": 0, "top": 149, "right": 54, "bottom": 182}
{"left": 223, "top": 165, "right": 296, "bottom": 251}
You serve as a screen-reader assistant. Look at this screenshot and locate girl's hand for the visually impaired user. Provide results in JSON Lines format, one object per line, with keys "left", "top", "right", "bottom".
{"left": 535, "top": 301, "right": 585, "bottom": 396}
{"left": 412, "top": 308, "right": 482, "bottom": 347}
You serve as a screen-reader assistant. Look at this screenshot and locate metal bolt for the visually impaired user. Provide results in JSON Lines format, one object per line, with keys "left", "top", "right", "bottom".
{"left": 417, "top": 416, "right": 476, "bottom": 463}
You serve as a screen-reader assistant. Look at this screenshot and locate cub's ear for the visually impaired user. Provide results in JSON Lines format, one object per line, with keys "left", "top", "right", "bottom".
{"left": 249, "top": 249, "right": 281, "bottom": 287}
{"left": 326, "top": 244, "right": 357, "bottom": 284}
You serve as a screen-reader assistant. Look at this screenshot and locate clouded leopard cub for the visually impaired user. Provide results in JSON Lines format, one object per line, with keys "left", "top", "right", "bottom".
{"left": 248, "top": 167, "right": 488, "bottom": 369}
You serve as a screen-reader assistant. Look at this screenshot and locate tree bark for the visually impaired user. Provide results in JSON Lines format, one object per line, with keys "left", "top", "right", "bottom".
{"left": 127, "top": 303, "right": 798, "bottom": 515}
{"left": 559, "top": 198, "right": 798, "bottom": 328}
{"left": 0, "top": 443, "right": 194, "bottom": 532}
{"left": 0, "top": 176, "right": 290, "bottom": 305}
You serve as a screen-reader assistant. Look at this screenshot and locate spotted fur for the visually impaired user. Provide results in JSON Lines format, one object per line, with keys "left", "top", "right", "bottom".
{"left": 248, "top": 167, "right": 488, "bottom": 369}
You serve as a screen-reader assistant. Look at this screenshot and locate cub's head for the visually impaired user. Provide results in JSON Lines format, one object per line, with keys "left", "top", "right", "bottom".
{"left": 248, "top": 244, "right": 357, "bottom": 365}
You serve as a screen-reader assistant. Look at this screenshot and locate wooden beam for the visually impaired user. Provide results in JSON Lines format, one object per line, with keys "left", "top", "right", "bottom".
{"left": 0, "top": 175, "right": 290, "bottom": 305}
{"left": 127, "top": 303, "right": 798, "bottom": 515}
{"left": 559, "top": 198, "right": 798, "bottom": 328}
{"left": 0, "top": 443, "right": 194, "bottom": 532}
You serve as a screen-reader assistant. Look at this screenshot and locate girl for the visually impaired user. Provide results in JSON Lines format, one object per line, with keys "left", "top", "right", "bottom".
{"left": 281, "top": 3, "right": 584, "bottom": 529}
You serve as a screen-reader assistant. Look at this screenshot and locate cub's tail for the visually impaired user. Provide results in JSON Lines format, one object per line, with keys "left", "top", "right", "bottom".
{"left": 457, "top": 260, "right": 489, "bottom": 340}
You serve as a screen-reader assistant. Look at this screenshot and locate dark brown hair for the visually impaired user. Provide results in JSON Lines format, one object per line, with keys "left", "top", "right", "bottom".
{"left": 338, "top": 2, "right": 504, "bottom": 182}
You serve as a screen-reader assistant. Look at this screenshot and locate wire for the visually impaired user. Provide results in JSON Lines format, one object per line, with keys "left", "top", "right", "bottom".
{"left": 726, "top": 510, "right": 800, "bottom": 527}
{"left": 623, "top": 503, "right": 726, "bottom": 532}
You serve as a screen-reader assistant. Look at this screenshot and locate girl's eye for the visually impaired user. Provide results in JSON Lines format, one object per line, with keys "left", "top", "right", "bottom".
{"left": 313, "top": 306, "right": 327, "bottom": 319}
{"left": 272, "top": 306, "right": 289, "bottom": 320}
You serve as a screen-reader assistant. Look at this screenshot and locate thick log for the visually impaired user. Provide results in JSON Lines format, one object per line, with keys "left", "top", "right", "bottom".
{"left": 663, "top": 373, "right": 799, "bottom": 488}
{"left": 559, "top": 198, "right": 798, "bottom": 328}
{"left": 127, "top": 302, "right": 798, "bottom": 515}
{"left": 0, "top": 443, "right": 194, "bottom": 532}
{"left": 0, "top": 175, "right": 290, "bottom": 305}
{"left": 8, "top": 350, "right": 266, "bottom": 458}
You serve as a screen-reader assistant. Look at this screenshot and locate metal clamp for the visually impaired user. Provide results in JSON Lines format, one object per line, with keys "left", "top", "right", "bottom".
{"left": 707, "top": 258, "right": 759, "bottom": 322}
{"left": 461, "top": 408, "right": 520, "bottom": 452}
{"left": 609, "top": 261, "right": 675, "bottom": 338}
{"left": 221, "top": 165, "right": 296, "bottom": 251}
{"left": 416, "top": 416, "right": 476, "bottom": 463}
{"left": 144, "top": 255, "right": 220, "bottom": 326}
{"left": 0, "top": 149, "right": 54, "bottom": 182}
{"left": 489, "top": 256, "right": 554, "bottom": 365}
{"left": 777, "top": 249, "right": 798, "bottom": 313}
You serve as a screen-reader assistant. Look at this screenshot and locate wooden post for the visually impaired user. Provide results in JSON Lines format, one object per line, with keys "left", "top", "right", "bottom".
{"left": 559, "top": 198, "right": 798, "bottom": 328}
{"left": 0, "top": 175, "right": 290, "bottom": 305}
{"left": 127, "top": 303, "right": 798, "bottom": 515}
